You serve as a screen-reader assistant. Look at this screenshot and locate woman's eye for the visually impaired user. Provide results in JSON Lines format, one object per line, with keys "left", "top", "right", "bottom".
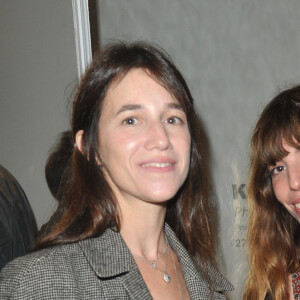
{"left": 166, "top": 116, "right": 182, "bottom": 124}
{"left": 271, "top": 165, "right": 285, "bottom": 176}
{"left": 122, "top": 117, "right": 138, "bottom": 125}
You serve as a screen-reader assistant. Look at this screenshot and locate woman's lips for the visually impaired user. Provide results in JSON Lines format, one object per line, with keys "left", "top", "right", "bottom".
{"left": 141, "top": 162, "right": 172, "bottom": 168}
{"left": 292, "top": 198, "right": 300, "bottom": 213}
{"left": 139, "top": 158, "right": 176, "bottom": 172}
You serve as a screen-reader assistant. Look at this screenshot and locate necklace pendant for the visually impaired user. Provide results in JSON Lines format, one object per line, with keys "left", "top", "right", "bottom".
{"left": 163, "top": 273, "right": 170, "bottom": 283}
{"left": 152, "top": 261, "right": 156, "bottom": 269}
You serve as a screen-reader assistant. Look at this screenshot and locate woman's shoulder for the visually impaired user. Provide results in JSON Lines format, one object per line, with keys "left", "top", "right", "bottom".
{"left": 0, "top": 242, "right": 84, "bottom": 298}
{"left": 1, "top": 242, "right": 79, "bottom": 274}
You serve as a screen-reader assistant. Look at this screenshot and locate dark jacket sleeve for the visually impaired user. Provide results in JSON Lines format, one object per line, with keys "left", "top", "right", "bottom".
{"left": 0, "top": 165, "right": 36, "bottom": 271}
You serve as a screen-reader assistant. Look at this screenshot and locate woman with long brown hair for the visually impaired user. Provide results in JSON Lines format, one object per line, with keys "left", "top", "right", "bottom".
{"left": 243, "top": 85, "right": 300, "bottom": 299}
{"left": 0, "top": 41, "right": 232, "bottom": 299}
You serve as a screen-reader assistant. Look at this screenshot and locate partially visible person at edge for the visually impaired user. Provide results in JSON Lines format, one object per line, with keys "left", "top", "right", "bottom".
{"left": 0, "top": 164, "right": 36, "bottom": 271}
{"left": 0, "top": 41, "right": 233, "bottom": 299}
{"left": 45, "top": 130, "right": 73, "bottom": 201}
{"left": 243, "top": 85, "right": 300, "bottom": 299}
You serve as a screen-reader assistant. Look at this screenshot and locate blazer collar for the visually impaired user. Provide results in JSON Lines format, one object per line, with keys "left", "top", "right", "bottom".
{"left": 78, "top": 228, "right": 134, "bottom": 278}
{"left": 79, "top": 224, "right": 233, "bottom": 298}
{"left": 79, "top": 228, "right": 152, "bottom": 299}
{"left": 164, "top": 224, "right": 233, "bottom": 296}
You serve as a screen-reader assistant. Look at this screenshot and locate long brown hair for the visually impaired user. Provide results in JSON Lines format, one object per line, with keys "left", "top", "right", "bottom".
{"left": 36, "top": 41, "right": 214, "bottom": 268}
{"left": 243, "top": 85, "right": 300, "bottom": 299}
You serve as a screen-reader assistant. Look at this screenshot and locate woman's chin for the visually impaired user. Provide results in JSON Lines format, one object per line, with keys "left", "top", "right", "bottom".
{"left": 141, "top": 190, "right": 178, "bottom": 204}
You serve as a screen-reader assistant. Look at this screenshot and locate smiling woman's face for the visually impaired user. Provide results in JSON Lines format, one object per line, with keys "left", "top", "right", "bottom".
{"left": 98, "top": 68, "right": 191, "bottom": 208}
{"left": 270, "top": 140, "right": 300, "bottom": 223}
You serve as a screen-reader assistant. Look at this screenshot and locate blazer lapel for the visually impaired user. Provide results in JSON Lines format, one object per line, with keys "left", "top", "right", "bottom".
{"left": 78, "top": 225, "right": 232, "bottom": 299}
{"left": 79, "top": 228, "right": 152, "bottom": 299}
{"left": 164, "top": 224, "right": 233, "bottom": 299}
{"left": 119, "top": 263, "right": 152, "bottom": 300}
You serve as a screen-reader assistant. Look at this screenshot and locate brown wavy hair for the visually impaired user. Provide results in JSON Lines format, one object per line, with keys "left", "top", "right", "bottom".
{"left": 35, "top": 41, "right": 215, "bottom": 274}
{"left": 243, "top": 85, "right": 300, "bottom": 299}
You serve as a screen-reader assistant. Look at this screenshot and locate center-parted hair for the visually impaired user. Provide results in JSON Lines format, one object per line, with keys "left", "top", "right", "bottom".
{"left": 36, "top": 42, "right": 215, "bottom": 276}
{"left": 243, "top": 85, "right": 300, "bottom": 299}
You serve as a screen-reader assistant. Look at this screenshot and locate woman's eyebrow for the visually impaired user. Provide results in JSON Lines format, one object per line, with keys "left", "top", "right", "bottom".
{"left": 167, "top": 103, "right": 184, "bottom": 110}
{"left": 115, "top": 102, "right": 183, "bottom": 117}
{"left": 115, "top": 104, "right": 142, "bottom": 116}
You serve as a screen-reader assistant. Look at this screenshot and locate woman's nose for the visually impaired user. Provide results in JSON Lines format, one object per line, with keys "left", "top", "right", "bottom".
{"left": 289, "top": 164, "right": 300, "bottom": 190}
{"left": 144, "top": 122, "right": 172, "bottom": 151}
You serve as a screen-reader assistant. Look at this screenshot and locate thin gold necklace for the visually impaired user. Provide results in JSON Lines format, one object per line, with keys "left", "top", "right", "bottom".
{"left": 132, "top": 242, "right": 171, "bottom": 283}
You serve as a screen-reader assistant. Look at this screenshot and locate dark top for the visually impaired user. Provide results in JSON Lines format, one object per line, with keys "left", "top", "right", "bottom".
{"left": 0, "top": 164, "right": 36, "bottom": 271}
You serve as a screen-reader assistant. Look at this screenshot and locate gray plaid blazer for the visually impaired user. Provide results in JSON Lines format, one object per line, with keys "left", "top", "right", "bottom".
{"left": 0, "top": 224, "right": 233, "bottom": 299}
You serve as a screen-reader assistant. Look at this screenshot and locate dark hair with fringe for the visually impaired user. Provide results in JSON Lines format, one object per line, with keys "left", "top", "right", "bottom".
{"left": 36, "top": 41, "right": 216, "bottom": 290}
{"left": 243, "top": 85, "right": 300, "bottom": 299}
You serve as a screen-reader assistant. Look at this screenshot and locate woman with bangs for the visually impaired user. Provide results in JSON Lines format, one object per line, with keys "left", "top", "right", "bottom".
{"left": 243, "top": 85, "right": 300, "bottom": 299}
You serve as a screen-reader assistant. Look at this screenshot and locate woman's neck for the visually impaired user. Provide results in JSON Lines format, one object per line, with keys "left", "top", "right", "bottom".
{"left": 118, "top": 198, "right": 168, "bottom": 260}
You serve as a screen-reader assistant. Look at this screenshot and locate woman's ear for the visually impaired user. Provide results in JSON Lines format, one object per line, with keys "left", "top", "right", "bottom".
{"left": 95, "top": 153, "right": 102, "bottom": 166}
{"left": 75, "top": 130, "right": 85, "bottom": 155}
{"left": 75, "top": 130, "right": 102, "bottom": 165}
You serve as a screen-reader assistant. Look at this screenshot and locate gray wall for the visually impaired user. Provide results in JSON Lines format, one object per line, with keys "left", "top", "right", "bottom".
{"left": 97, "top": 0, "right": 300, "bottom": 298}
{"left": 0, "top": 0, "right": 78, "bottom": 227}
